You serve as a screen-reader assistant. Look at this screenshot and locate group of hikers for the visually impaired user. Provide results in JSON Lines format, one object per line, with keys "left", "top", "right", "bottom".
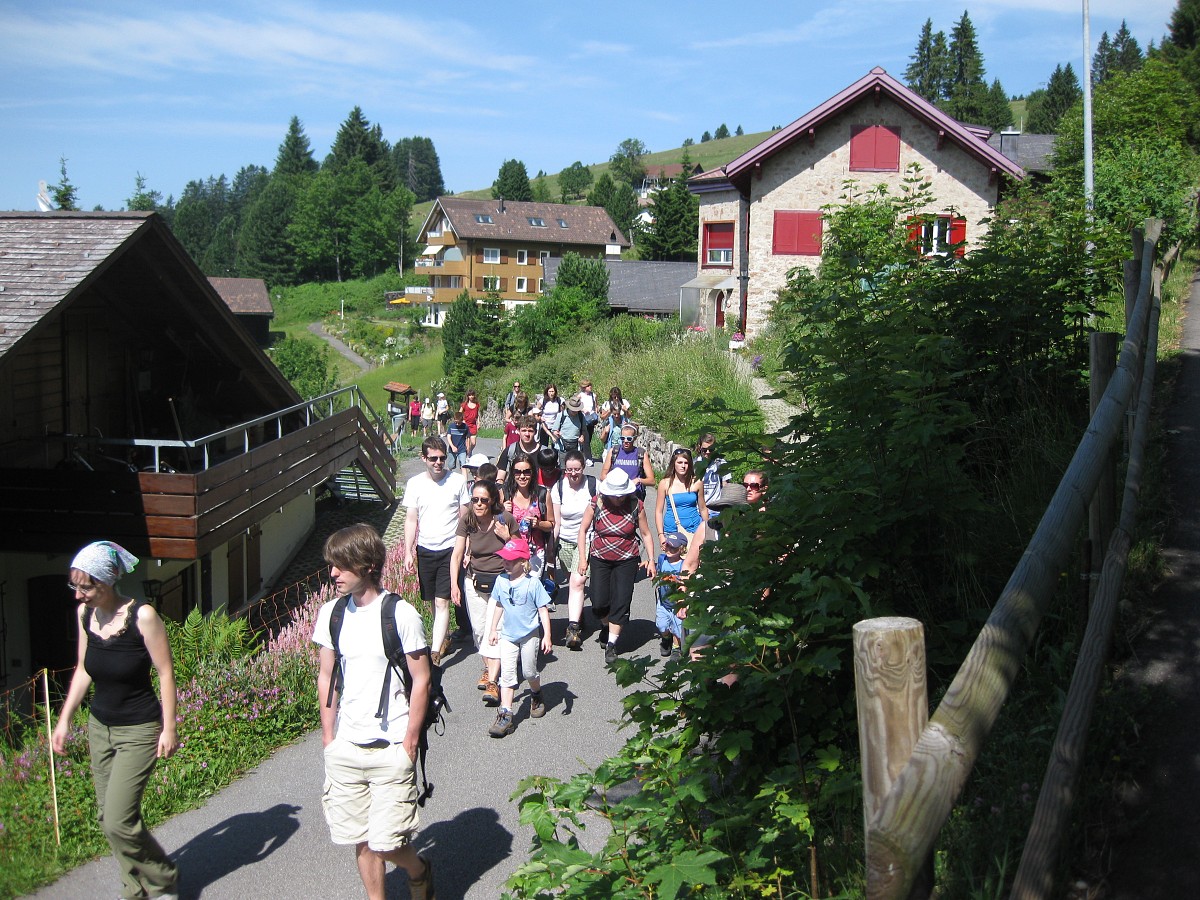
{"left": 49, "top": 380, "right": 770, "bottom": 900}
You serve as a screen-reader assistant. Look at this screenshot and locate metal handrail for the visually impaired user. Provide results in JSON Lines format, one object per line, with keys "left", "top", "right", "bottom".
{"left": 39, "top": 386, "right": 389, "bottom": 472}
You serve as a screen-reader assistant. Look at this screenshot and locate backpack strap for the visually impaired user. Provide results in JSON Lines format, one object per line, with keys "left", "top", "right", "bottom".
{"left": 324, "top": 594, "right": 352, "bottom": 709}
{"left": 586, "top": 475, "right": 597, "bottom": 498}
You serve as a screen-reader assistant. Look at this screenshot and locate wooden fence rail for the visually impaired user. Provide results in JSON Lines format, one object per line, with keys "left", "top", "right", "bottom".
{"left": 857, "top": 220, "right": 1165, "bottom": 899}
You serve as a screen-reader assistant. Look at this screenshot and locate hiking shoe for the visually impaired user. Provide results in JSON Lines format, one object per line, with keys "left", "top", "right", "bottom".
{"left": 565, "top": 622, "right": 582, "bottom": 651}
{"left": 438, "top": 634, "right": 453, "bottom": 659}
{"left": 597, "top": 627, "right": 609, "bottom": 646}
{"left": 529, "top": 691, "right": 546, "bottom": 718}
{"left": 482, "top": 681, "right": 499, "bottom": 706}
{"left": 476, "top": 666, "right": 491, "bottom": 690}
{"left": 670, "top": 647, "right": 682, "bottom": 663}
{"left": 410, "top": 855, "right": 435, "bottom": 900}
{"left": 604, "top": 642, "right": 617, "bottom": 665}
{"left": 659, "top": 633, "right": 673, "bottom": 657}
{"left": 488, "top": 709, "right": 515, "bottom": 738}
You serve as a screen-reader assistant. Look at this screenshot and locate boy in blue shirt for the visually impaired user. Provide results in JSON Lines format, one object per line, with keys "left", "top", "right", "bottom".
{"left": 487, "top": 540, "right": 554, "bottom": 737}
{"left": 447, "top": 410, "right": 470, "bottom": 471}
{"left": 655, "top": 531, "right": 688, "bottom": 661}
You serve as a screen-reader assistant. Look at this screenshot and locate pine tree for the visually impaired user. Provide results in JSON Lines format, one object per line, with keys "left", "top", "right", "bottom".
{"left": 441, "top": 290, "right": 480, "bottom": 375}
{"left": 275, "top": 116, "right": 319, "bottom": 177}
{"left": 905, "top": 18, "right": 950, "bottom": 102}
{"left": 1093, "top": 32, "right": 1117, "bottom": 85}
{"left": 1166, "top": 0, "right": 1200, "bottom": 89}
{"left": 51, "top": 158, "right": 79, "bottom": 211}
{"left": 1112, "top": 21, "right": 1144, "bottom": 74}
{"left": 491, "top": 159, "right": 533, "bottom": 201}
{"left": 984, "top": 79, "right": 1013, "bottom": 130}
{"left": 238, "top": 176, "right": 301, "bottom": 286}
{"left": 326, "top": 107, "right": 393, "bottom": 191}
{"left": 714, "top": 124, "right": 730, "bottom": 139}
{"left": 392, "top": 137, "right": 445, "bottom": 202}
{"left": 586, "top": 174, "right": 636, "bottom": 242}
{"left": 943, "top": 11, "right": 989, "bottom": 122}
{"left": 639, "top": 156, "right": 699, "bottom": 262}
{"left": 126, "top": 173, "right": 163, "bottom": 212}
{"left": 1025, "top": 63, "right": 1081, "bottom": 133}
{"left": 700, "top": 131, "right": 712, "bottom": 143}
{"left": 735, "top": 125, "right": 744, "bottom": 136}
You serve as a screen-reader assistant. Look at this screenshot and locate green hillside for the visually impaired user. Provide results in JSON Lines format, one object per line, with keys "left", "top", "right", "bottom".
{"left": 409, "top": 130, "right": 776, "bottom": 238}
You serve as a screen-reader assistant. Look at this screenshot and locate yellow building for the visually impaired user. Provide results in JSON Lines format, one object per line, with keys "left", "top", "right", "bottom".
{"left": 410, "top": 197, "right": 629, "bottom": 324}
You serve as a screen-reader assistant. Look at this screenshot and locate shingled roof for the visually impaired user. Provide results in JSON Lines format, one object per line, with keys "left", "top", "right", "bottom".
{"left": 208, "top": 277, "right": 274, "bottom": 316}
{"left": 544, "top": 257, "right": 692, "bottom": 315}
{"left": 420, "top": 197, "right": 630, "bottom": 247}
{"left": 0, "top": 211, "right": 151, "bottom": 357}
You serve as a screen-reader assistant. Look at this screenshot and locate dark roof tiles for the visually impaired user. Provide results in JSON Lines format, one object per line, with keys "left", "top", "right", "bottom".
{"left": 425, "top": 197, "right": 630, "bottom": 247}
{"left": 208, "top": 277, "right": 274, "bottom": 315}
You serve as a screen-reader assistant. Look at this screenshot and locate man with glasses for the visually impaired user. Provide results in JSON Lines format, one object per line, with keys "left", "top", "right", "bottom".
{"left": 496, "top": 415, "right": 541, "bottom": 481}
{"left": 504, "top": 381, "right": 522, "bottom": 420}
{"left": 403, "top": 436, "right": 470, "bottom": 665}
{"left": 600, "top": 424, "right": 655, "bottom": 501}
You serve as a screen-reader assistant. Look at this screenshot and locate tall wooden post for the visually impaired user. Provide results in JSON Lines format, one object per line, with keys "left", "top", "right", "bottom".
{"left": 855, "top": 617, "right": 930, "bottom": 897}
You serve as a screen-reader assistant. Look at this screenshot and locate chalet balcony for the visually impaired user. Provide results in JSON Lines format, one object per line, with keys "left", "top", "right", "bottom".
{"left": 0, "top": 388, "right": 395, "bottom": 560}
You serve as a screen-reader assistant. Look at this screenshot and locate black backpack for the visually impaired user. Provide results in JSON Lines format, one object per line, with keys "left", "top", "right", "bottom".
{"left": 555, "top": 474, "right": 597, "bottom": 504}
{"left": 324, "top": 592, "right": 449, "bottom": 806}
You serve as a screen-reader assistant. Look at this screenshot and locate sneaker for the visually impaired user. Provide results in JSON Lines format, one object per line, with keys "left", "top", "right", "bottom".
{"left": 410, "top": 855, "right": 435, "bottom": 900}
{"left": 670, "top": 647, "right": 682, "bottom": 663}
{"left": 529, "top": 691, "right": 546, "bottom": 718}
{"left": 604, "top": 642, "right": 617, "bottom": 665}
{"left": 482, "top": 681, "right": 499, "bottom": 706}
{"left": 488, "top": 708, "right": 515, "bottom": 738}
{"left": 597, "top": 627, "right": 609, "bottom": 647}
{"left": 565, "top": 622, "right": 582, "bottom": 651}
{"left": 659, "top": 633, "right": 673, "bottom": 657}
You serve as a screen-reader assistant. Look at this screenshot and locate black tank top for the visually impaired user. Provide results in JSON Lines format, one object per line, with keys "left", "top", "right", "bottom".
{"left": 84, "top": 602, "right": 162, "bottom": 726}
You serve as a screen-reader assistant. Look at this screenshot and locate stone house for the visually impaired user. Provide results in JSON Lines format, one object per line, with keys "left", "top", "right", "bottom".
{"left": 688, "top": 67, "right": 1026, "bottom": 335}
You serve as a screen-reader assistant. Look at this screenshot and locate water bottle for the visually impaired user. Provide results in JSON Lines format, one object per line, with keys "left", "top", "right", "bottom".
{"left": 519, "top": 517, "right": 531, "bottom": 538}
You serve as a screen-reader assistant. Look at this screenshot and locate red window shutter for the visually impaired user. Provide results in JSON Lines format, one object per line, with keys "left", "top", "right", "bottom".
{"left": 906, "top": 215, "right": 922, "bottom": 250}
{"left": 950, "top": 218, "right": 967, "bottom": 257}
{"left": 475, "top": 277, "right": 484, "bottom": 291}
{"left": 772, "top": 211, "right": 822, "bottom": 255}
{"left": 706, "top": 222, "right": 734, "bottom": 250}
{"left": 849, "top": 125, "right": 900, "bottom": 172}
{"left": 499, "top": 277, "right": 508, "bottom": 292}
{"left": 476, "top": 248, "right": 484, "bottom": 263}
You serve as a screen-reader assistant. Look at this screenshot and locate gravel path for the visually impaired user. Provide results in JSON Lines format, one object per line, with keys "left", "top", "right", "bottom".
{"left": 308, "top": 321, "right": 372, "bottom": 372}
{"left": 729, "top": 351, "right": 801, "bottom": 435}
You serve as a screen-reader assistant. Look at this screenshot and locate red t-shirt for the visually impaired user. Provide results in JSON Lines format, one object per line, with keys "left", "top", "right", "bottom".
{"left": 461, "top": 401, "right": 479, "bottom": 434}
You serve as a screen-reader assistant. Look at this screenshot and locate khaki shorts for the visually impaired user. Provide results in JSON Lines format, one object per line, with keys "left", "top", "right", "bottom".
{"left": 322, "top": 736, "right": 419, "bottom": 851}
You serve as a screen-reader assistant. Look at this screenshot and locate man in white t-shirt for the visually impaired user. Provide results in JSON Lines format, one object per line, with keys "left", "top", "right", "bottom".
{"left": 552, "top": 450, "right": 596, "bottom": 650}
{"left": 404, "top": 436, "right": 470, "bottom": 664}
{"left": 313, "top": 524, "right": 434, "bottom": 900}
{"left": 577, "top": 380, "right": 598, "bottom": 463}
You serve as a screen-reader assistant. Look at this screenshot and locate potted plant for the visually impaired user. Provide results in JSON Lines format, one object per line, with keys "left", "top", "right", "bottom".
{"left": 728, "top": 331, "right": 746, "bottom": 350}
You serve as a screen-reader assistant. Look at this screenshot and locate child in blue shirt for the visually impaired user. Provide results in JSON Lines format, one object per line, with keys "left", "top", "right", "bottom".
{"left": 447, "top": 411, "right": 470, "bottom": 471}
{"left": 486, "top": 540, "right": 553, "bottom": 737}
{"left": 655, "top": 532, "right": 688, "bottom": 661}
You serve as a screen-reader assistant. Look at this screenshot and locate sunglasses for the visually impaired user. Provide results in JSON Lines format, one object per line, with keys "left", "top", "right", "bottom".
{"left": 620, "top": 435, "right": 636, "bottom": 442}
{"left": 471, "top": 496, "right": 490, "bottom": 504}
{"left": 513, "top": 468, "right": 533, "bottom": 475}
{"left": 743, "top": 482, "right": 764, "bottom": 490}
{"left": 672, "top": 449, "right": 692, "bottom": 457}
{"left": 425, "top": 455, "right": 446, "bottom": 462}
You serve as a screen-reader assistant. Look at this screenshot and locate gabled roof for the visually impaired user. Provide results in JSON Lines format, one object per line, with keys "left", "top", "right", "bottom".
{"left": 419, "top": 197, "right": 630, "bottom": 248}
{"left": 208, "top": 277, "right": 274, "bottom": 316}
{"left": 0, "top": 211, "right": 297, "bottom": 402}
{"left": 720, "top": 67, "right": 1025, "bottom": 196}
{"left": 544, "top": 257, "right": 692, "bottom": 315}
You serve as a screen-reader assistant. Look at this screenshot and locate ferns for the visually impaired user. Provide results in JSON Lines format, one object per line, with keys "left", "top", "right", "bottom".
{"left": 166, "top": 608, "right": 261, "bottom": 682}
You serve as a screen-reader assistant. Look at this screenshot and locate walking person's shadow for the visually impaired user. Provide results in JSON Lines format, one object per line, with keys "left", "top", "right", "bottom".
{"left": 388, "top": 807, "right": 512, "bottom": 899}
{"left": 170, "top": 802, "right": 302, "bottom": 897}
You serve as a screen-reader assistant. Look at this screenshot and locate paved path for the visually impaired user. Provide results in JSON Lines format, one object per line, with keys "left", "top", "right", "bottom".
{"left": 32, "top": 441, "right": 663, "bottom": 900}
{"left": 729, "top": 351, "right": 801, "bottom": 435}
{"left": 308, "top": 321, "right": 372, "bottom": 372}
{"left": 1104, "top": 272, "right": 1200, "bottom": 897}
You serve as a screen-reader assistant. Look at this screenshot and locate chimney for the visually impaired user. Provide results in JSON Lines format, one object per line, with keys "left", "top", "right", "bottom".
{"left": 498, "top": 197, "right": 505, "bottom": 214}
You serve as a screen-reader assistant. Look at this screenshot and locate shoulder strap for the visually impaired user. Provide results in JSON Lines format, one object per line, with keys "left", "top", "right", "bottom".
{"left": 586, "top": 475, "right": 597, "bottom": 498}
{"left": 324, "top": 594, "right": 352, "bottom": 709}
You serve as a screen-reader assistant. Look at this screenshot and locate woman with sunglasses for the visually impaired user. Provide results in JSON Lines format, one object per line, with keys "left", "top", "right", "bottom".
{"left": 451, "top": 480, "right": 516, "bottom": 706}
{"left": 655, "top": 447, "right": 710, "bottom": 561}
{"left": 600, "top": 422, "right": 655, "bottom": 501}
{"left": 742, "top": 470, "right": 769, "bottom": 512}
{"left": 502, "top": 452, "right": 555, "bottom": 576}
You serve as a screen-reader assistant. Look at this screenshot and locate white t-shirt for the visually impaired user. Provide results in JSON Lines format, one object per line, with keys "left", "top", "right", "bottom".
{"left": 578, "top": 390, "right": 596, "bottom": 415}
{"left": 403, "top": 471, "right": 469, "bottom": 551}
{"left": 554, "top": 477, "right": 594, "bottom": 543}
{"left": 313, "top": 593, "right": 427, "bottom": 743}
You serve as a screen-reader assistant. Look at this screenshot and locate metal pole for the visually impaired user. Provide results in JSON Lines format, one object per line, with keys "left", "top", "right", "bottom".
{"left": 1082, "top": 0, "right": 1094, "bottom": 211}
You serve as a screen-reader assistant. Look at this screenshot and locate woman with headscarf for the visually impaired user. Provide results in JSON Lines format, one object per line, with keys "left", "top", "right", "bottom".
{"left": 52, "top": 541, "right": 179, "bottom": 900}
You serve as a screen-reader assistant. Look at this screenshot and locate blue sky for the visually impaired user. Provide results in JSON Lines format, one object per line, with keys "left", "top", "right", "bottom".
{"left": 0, "top": 0, "right": 1174, "bottom": 213}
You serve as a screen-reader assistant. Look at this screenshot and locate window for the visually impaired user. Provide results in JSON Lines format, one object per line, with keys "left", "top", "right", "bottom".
{"left": 482, "top": 275, "right": 501, "bottom": 291}
{"left": 516, "top": 277, "right": 529, "bottom": 293}
{"left": 849, "top": 125, "right": 901, "bottom": 172}
{"left": 557, "top": 218, "right": 569, "bottom": 228}
{"left": 483, "top": 247, "right": 500, "bottom": 264}
{"left": 538, "top": 278, "right": 545, "bottom": 293}
{"left": 516, "top": 249, "right": 528, "bottom": 265}
{"left": 474, "top": 214, "right": 494, "bottom": 224}
{"left": 539, "top": 250, "right": 551, "bottom": 262}
{"left": 703, "top": 222, "right": 734, "bottom": 266}
{"left": 908, "top": 215, "right": 966, "bottom": 257}
{"left": 527, "top": 217, "right": 546, "bottom": 227}
{"left": 772, "top": 211, "right": 822, "bottom": 255}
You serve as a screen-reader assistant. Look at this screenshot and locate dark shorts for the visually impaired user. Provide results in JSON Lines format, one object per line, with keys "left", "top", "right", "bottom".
{"left": 416, "top": 547, "right": 454, "bottom": 603}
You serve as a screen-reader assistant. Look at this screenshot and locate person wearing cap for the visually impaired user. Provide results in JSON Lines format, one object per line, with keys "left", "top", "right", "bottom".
{"left": 52, "top": 541, "right": 180, "bottom": 900}
{"left": 557, "top": 395, "right": 586, "bottom": 463}
{"left": 655, "top": 531, "right": 691, "bottom": 661}
{"left": 435, "top": 392, "right": 449, "bottom": 435}
{"left": 420, "top": 397, "right": 436, "bottom": 438}
{"left": 576, "top": 468, "right": 657, "bottom": 664}
{"left": 486, "top": 539, "right": 554, "bottom": 737}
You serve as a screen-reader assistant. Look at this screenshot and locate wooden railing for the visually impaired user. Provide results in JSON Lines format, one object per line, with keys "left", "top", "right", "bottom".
{"left": 855, "top": 221, "right": 1169, "bottom": 899}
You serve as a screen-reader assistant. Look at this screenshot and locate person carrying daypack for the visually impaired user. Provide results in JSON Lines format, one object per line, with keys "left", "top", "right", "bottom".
{"left": 313, "top": 524, "right": 439, "bottom": 900}
{"left": 552, "top": 450, "right": 597, "bottom": 649}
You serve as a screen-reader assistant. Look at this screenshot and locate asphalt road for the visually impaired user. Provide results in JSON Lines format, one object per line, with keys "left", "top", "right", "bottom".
{"left": 32, "top": 439, "right": 667, "bottom": 900}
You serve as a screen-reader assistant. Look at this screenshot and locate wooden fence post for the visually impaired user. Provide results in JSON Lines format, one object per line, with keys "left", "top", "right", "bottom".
{"left": 855, "top": 617, "right": 930, "bottom": 898}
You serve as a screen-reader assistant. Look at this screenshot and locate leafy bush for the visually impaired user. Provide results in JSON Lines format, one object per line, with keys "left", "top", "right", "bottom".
{"left": 165, "top": 608, "right": 260, "bottom": 684}
{"left": 269, "top": 336, "right": 337, "bottom": 399}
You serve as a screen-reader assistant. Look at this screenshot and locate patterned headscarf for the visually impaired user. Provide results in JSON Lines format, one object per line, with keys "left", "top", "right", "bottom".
{"left": 70, "top": 541, "right": 139, "bottom": 586}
